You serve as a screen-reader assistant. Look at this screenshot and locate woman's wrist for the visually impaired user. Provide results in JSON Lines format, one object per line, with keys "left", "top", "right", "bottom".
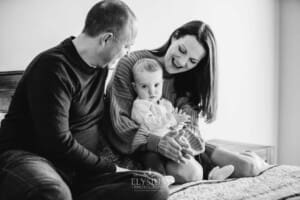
{"left": 146, "top": 134, "right": 161, "bottom": 152}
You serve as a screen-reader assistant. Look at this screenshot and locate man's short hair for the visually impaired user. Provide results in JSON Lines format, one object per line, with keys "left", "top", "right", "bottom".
{"left": 83, "top": 0, "right": 136, "bottom": 38}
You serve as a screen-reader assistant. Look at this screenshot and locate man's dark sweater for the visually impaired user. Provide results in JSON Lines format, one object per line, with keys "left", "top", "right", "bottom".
{"left": 0, "top": 37, "right": 115, "bottom": 174}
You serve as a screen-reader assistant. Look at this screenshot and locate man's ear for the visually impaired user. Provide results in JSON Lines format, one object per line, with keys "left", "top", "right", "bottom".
{"left": 99, "top": 32, "right": 114, "bottom": 46}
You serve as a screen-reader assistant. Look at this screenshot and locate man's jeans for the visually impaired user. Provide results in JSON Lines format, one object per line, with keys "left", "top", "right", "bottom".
{"left": 0, "top": 150, "right": 169, "bottom": 200}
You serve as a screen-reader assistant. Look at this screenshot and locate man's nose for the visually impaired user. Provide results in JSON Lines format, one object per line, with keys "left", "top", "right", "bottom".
{"left": 126, "top": 48, "right": 130, "bottom": 56}
{"left": 124, "top": 47, "right": 131, "bottom": 56}
{"left": 119, "top": 49, "right": 129, "bottom": 59}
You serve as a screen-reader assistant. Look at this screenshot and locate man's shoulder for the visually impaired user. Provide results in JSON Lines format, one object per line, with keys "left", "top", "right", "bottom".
{"left": 25, "top": 42, "right": 73, "bottom": 77}
{"left": 30, "top": 37, "right": 74, "bottom": 68}
{"left": 26, "top": 56, "right": 66, "bottom": 80}
{"left": 36, "top": 46, "right": 67, "bottom": 66}
{"left": 19, "top": 51, "right": 76, "bottom": 94}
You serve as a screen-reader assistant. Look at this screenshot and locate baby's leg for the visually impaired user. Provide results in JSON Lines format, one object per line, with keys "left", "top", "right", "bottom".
{"left": 166, "top": 157, "right": 203, "bottom": 184}
{"left": 140, "top": 152, "right": 167, "bottom": 175}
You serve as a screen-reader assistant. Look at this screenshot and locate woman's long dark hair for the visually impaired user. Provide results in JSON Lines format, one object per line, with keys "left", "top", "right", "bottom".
{"left": 150, "top": 20, "right": 217, "bottom": 122}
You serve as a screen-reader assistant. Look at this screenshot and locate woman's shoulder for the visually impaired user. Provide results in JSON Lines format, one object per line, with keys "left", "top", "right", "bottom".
{"left": 118, "top": 50, "right": 155, "bottom": 68}
{"left": 113, "top": 50, "right": 156, "bottom": 80}
{"left": 129, "top": 50, "right": 154, "bottom": 59}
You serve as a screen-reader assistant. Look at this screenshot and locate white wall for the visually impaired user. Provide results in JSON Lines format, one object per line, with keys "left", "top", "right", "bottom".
{"left": 131, "top": 0, "right": 279, "bottom": 150}
{"left": 0, "top": 0, "right": 98, "bottom": 71}
{"left": 278, "top": 0, "right": 300, "bottom": 166}
{"left": 0, "top": 0, "right": 278, "bottom": 155}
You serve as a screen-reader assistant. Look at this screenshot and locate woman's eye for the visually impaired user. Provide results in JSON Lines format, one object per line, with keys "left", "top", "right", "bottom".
{"left": 155, "top": 83, "right": 160, "bottom": 87}
{"left": 178, "top": 46, "right": 186, "bottom": 54}
{"left": 141, "top": 85, "right": 147, "bottom": 89}
{"left": 190, "top": 59, "right": 197, "bottom": 64}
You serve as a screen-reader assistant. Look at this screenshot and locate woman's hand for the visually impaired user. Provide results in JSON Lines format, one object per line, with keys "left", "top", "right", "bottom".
{"left": 158, "top": 130, "right": 193, "bottom": 163}
{"left": 175, "top": 129, "right": 194, "bottom": 159}
{"left": 158, "top": 131, "right": 185, "bottom": 163}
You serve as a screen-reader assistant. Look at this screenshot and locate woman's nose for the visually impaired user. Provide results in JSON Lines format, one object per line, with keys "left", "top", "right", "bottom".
{"left": 178, "top": 56, "right": 188, "bottom": 68}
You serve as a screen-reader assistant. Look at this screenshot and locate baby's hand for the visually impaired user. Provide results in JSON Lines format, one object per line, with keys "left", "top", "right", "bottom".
{"left": 173, "top": 108, "right": 191, "bottom": 124}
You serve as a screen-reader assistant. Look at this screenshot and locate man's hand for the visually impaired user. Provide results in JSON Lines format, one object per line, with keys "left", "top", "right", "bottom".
{"left": 116, "top": 165, "right": 129, "bottom": 172}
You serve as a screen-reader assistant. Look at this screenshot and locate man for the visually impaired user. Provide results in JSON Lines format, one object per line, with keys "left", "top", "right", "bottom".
{"left": 0, "top": 1, "right": 168, "bottom": 199}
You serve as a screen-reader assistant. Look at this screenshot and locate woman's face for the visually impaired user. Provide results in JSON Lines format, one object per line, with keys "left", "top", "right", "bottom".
{"left": 164, "top": 35, "right": 206, "bottom": 74}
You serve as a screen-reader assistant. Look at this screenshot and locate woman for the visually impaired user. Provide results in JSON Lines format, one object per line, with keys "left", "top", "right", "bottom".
{"left": 105, "top": 20, "right": 269, "bottom": 178}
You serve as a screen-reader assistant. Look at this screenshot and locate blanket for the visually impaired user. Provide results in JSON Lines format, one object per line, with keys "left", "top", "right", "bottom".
{"left": 169, "top": 165, "right": 300, "bottom": 200}
{"left": 97, "top": 139, "right": 300, "bottom": 199}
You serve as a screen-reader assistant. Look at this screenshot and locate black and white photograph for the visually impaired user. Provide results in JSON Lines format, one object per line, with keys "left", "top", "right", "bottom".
{"left": 0, "top": 0, "right": 299, "bottom": 199}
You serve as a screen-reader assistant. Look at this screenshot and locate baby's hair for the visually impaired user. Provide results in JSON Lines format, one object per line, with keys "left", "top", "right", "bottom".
{"left": 132, "top": 58, "right": 162, "bottom": 81}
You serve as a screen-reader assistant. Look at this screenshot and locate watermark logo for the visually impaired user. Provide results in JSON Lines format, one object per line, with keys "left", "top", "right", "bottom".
{"left": 131, "top": 170, "right": 162, "bottom": 191}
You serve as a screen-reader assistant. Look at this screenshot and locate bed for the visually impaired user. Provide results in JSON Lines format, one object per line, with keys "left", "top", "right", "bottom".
{"left": 169, "top": 165, "right": 300, "bottom": 200}
{"left": 1, "top": 70, "right": 300, "bottom": 200}
{"left": 0, "top": 71, "right": 24, "bottom": 121}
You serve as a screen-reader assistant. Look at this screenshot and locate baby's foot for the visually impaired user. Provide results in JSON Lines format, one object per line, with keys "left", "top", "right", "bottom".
{"left": 208, "top": 165, "right": 234, "bottom": 180}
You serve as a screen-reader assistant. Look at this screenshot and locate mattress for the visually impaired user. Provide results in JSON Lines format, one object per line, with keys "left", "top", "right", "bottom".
{"left": 169, "top": 165, "right": 300, "bottom": 200}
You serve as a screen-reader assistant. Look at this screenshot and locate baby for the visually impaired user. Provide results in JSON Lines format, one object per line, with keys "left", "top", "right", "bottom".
{"left": 131, "top": 58, "right": 234, "bottom": 184}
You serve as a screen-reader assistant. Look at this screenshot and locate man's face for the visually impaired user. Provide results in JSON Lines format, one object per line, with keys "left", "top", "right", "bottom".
{"left": 101, "top": 20, "right": 137, "bottom": 68}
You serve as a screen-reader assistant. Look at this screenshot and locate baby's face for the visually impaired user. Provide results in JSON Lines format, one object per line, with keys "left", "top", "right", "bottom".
{"left": 133, "top": 70, "right": 163, "bottom": 102}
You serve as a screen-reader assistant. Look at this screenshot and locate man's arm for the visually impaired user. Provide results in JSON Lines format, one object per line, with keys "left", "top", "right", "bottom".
{"left": 27, "top": 60, "right": 115, "bottom": 174}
